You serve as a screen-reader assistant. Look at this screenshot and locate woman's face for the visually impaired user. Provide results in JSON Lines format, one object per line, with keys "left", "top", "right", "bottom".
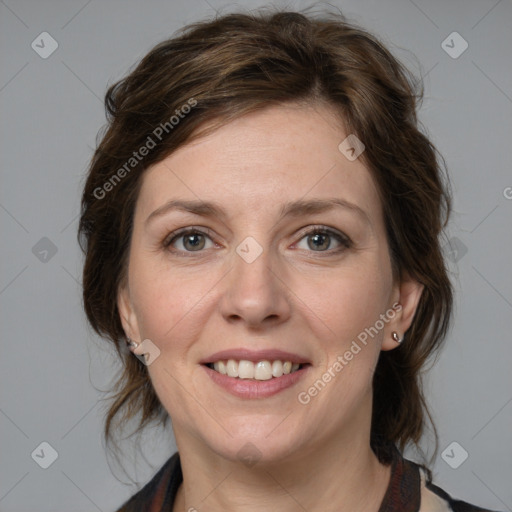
{"left": 118, "top": 103, "right": 422, "bottom": 464}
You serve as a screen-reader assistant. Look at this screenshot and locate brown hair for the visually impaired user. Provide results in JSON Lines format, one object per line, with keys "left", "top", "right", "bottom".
{"left": 78, "top": 6, "right": 452, "bottom": 474}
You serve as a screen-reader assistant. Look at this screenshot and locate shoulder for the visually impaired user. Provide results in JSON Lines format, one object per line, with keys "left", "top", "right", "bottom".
{"left": 115, "top": 451, "right": 182, "bottom": 512}
{"left": 417, "top": 466, "right": 504, "bottom": 512}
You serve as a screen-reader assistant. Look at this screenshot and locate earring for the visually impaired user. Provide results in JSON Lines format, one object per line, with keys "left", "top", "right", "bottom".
{"left": 126, "top": 338, "right": 139, "bottom": 350}
{"left": 391, "top": 331, "right": 402, "bottom": 344}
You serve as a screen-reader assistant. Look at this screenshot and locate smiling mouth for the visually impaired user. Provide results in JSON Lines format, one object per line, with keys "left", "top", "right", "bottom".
{"left": 204, "top": 359, "right": 309, "bottom": 380}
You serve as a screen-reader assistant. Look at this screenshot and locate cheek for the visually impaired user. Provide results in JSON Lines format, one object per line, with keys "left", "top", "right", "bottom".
{"left": 294, "top": 262, "right": 392, "bottom": 348}
{"left": 294, "top": 269, "right": 390, "bottom": 421}
{"left": 129, "top": 259, "right": 217, "bottom": 348}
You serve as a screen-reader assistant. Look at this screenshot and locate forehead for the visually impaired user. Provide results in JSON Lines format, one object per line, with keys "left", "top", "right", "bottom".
{"left": 135, "top": 103, "right": 381, "bottom": 223}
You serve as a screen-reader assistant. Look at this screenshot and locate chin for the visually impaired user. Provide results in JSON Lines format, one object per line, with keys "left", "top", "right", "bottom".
{"left": 201, "top": 417, "right": 306, "bottom": 466}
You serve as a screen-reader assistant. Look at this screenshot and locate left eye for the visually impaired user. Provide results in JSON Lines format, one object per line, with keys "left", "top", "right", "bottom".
{"left": 294, "top": 228, "right": 350, "bottom": 253}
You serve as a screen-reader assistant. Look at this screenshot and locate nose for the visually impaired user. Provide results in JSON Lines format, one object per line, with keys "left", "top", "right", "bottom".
{"left": 219, "top": 244, "right": 291, "bottom": 329}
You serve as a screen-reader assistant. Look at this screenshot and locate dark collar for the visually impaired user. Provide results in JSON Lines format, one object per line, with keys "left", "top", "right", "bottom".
{"left": 378, "top": 443, "right": 421, "bottom": 512}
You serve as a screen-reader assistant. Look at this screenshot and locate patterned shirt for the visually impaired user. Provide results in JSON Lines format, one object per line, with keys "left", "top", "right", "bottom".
{"left": 116, "top": 444, "right": 502, "bottom": 511}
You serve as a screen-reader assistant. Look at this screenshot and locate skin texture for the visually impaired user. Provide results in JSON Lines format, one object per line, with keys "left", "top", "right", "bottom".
{"left": 118, "top": 103, "right": 424, "bottom": 511}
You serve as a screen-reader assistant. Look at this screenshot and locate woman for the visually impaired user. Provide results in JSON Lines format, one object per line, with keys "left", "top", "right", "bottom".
{"left": 78, "top": 8, "right": 501, "bottom": 512}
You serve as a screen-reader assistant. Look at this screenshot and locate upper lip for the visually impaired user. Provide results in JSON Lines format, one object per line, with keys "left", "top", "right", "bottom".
{"left": 200, "top": 348, "right": 311, "bottom": 365}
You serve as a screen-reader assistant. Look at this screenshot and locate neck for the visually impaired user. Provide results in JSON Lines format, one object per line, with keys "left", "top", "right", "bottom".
{"left": 173, "top": 428, "right": 392, "bottom": 512}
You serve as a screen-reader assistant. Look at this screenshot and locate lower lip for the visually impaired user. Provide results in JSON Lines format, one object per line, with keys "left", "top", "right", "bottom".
{"left": 202, "top": 364, "right": 310, "bottom": 399}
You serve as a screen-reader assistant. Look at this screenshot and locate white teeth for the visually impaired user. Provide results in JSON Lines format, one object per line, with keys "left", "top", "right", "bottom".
{"left": 226, "top": 359, "right": 239, "bottom": 377}
{"left": 238, "top": 360, "right": 255, "bottom": 379}
{"left": 214, "top": 361, "right": 227, "bottom": 375}
{"left": 254, "top": 361, "right": 272, "bottom": 380}
{"left": 210, "top": 359, "right": 303, "bottom": 380}
{"left": 217, "top": 360, "right": 227, "bottom": 375}
{"left": 271, "top": 360, "right": 283, "bottom": 377}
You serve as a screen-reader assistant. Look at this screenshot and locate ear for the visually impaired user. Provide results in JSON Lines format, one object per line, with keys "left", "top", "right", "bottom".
{"left": 381, "top": 273, "right": 424, "bottom": 351}
{"left": 117, "top": 282, "right": 141, "bottom": 343}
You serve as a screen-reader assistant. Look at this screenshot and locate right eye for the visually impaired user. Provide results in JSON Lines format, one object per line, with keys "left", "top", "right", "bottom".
{"left": 163, "top": 228, "right": 217, "bottom": 254}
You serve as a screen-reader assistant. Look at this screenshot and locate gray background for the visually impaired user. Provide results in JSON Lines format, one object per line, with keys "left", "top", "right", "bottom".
{"left": 0, "top": 0, "right": 511, "bottom": 510}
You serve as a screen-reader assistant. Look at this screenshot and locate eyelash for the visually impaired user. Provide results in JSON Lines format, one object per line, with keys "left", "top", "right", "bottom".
{"left": 162, "top": 226, "right": 352, "bottom": 257}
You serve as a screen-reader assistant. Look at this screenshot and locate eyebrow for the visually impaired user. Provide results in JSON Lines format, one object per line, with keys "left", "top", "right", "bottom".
{"left": 145, "top": 197, "right": 370, "bottom": 226}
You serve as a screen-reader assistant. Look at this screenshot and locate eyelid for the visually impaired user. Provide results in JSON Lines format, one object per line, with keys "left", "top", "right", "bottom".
{"left": 162, "top": 226, "right": 217, "bottom": 248}
{"left": 294, "top": 224, "right": 349, "bottom": 241}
